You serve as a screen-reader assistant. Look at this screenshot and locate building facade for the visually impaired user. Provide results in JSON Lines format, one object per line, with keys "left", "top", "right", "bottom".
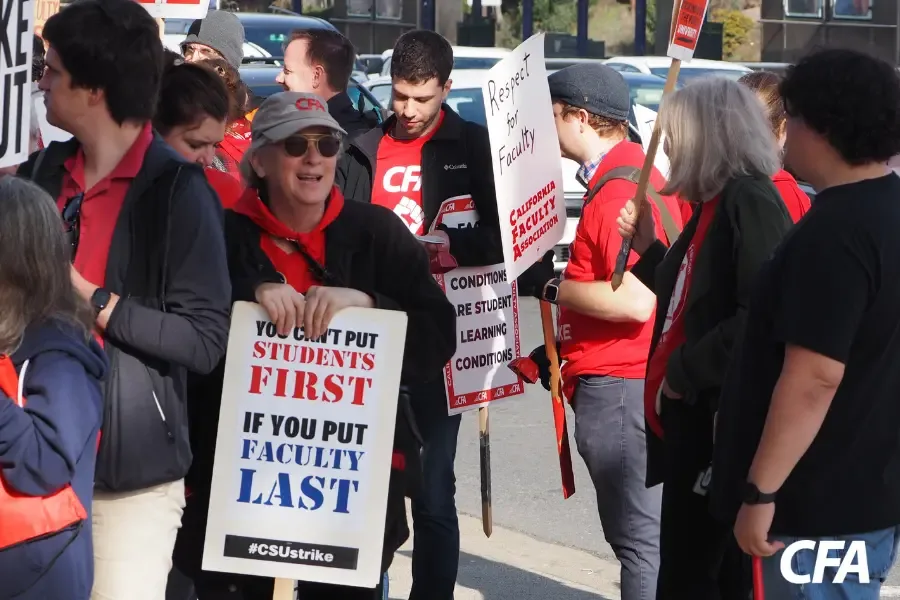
{"left": 761, "top": 0, "right": 900, "bottom": 64}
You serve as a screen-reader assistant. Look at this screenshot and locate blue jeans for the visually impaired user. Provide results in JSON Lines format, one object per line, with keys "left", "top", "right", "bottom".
{"left": 572, "top": 376, "right": 662, "bottom": 600}
{"left": 408, "top": 378, "right": 462, "bottom": 600}
{"left": 762, "top": 526, "right": 900, "bottom": 599}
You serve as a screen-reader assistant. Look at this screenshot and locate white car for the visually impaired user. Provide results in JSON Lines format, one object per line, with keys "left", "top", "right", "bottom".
{"left": 604, "top": 55, "right": 751, "bottom": 86}
{"left": 378, "top": 46, "right": 511, "bottom": 78}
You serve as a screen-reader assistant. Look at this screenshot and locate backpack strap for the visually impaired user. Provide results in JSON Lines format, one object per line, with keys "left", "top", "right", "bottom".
{"left": 587, "top": 166, "right": 681, "bottom": 244}
{"left": 30, "top": 148, "right": 48, "bottom": 182}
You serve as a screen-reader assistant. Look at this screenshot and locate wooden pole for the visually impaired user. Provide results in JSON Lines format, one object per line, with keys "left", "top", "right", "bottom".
{"left": 272, "top": 578, "right": 295, "bottom": 600}
{"left": 611, "top": 0, "right": 685, "bottom": 290}
{"left": 479, "top": 406, "right": 493, "bottom": 537}
{"left": 540, "top": 300, "right": 575, "bottom": 498}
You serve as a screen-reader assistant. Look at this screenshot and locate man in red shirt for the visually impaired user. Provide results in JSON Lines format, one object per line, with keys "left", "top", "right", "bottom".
{"left": 521, "top": 64, "right": 682, "bottom": 600}
{"left": 19, "top": 1, "right": 231, "bottom": 598}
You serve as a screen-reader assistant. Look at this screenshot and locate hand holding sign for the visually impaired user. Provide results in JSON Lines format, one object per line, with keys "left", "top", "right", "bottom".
{"left": 616, "top": 197, "right": 658, "bottom": 256}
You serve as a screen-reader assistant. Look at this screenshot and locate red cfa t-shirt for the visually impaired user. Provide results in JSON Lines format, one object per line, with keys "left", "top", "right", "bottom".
{"left": 772, "top": 169, "right": 811, "bottom": 223}
{"left": 559, "top": 141, "right": 684, "bottom": 399}
{"left": 371, "top": 111, "right": 444, "bottom": 235}
{"left": 205, "top": 168, "right": 243, "bottom": 209}
{"left": 644, "top": 196, "right": 720, "bottom": 439}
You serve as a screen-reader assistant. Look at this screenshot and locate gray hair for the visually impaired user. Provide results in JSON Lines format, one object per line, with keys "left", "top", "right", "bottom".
{"left": 240, "top": 133, "right": 347, "bottom": 189}
{"left": 0, "top": 177, "right": 93, "bottom": 353}
{"left": 658, "top": 77, "right": 781, "bottom": 203}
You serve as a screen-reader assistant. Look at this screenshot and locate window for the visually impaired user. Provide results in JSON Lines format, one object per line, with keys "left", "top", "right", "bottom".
{"left": 243, "top": 26, "right": 293, "bottom": 58}
{"left": 368, "top": 83, "right": 392, "bottom": 107}
{"left": 348, "top": 82, "right": 385, "bottom": 124}
{"left": 348, "top": 0, "right": 373, "bottom": 17}
{"left": 376, "top": 0, "right": 402, "bottom": 19}
{"left": 629, "top": 83, "right": 665, "bottom": 112}
{"left": 649, "top": 67, "right": 748, "bottom": 86}
{"left": 607, "top": 63, "right": 642, "bottom": 73}
{"left": 446, "top": 88, "right": 486, "bottom": 126}
{"left": 832, "top": 0, "right": 872, "bottom": 19}
{"left": 784, "top": 0, "right": 824, "bottom": 18}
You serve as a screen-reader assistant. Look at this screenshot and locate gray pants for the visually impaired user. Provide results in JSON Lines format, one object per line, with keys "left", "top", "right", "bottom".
{"left": 572, "top": 375, "right": 662, "bottom": 600}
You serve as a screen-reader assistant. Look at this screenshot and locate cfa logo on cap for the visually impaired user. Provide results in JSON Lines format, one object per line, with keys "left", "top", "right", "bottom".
{"left": 296, "top": 98, "right": 326, "bottom": 112}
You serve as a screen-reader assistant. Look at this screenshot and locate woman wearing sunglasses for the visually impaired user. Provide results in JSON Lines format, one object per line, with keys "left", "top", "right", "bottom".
{"left": 176, "top": 92, "right": 455, "bottom": 600}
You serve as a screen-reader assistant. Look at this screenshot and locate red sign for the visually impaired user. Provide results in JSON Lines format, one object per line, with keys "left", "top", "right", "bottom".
{"left": 667, "top": 0, "right": 710, "bottom": 61}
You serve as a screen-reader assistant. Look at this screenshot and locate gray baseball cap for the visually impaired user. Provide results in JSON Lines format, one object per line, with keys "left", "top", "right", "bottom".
{"left": 250, "top": 92, "right": 347, "bottom": 152}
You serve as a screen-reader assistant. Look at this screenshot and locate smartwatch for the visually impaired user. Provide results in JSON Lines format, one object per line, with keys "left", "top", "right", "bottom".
{"left": 542, "top": 278, "right": 562, "bottom": 304}
{"left": 742, "top": 482, "right": 776, "bottom": 505}
{"left": 90, "top": 288, "right": 112, "bottom": 314}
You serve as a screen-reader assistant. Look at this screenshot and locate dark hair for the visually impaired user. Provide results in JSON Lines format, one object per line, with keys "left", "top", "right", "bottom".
{"left": 739, "top": 71, "right": 786, "bottom": 139}
{"left": 780, "top": 48, "right": 900, "bottom": 165}
{"left": 32, "top": 35, "right": 45, "bottom": 81}
{"left": 163, "top": 48, "right": 184, "bottom": 66}
{"left": 0, "top": 177, "right": 93, "bottom": 353}
{"left": 153, "top": 62, "right": 229, "bottom": 136}
{"left": 390, "top": 30, "right": 453, "bottom": 86}
{"left": 288, "top": 29, "right": 355, "bottom": 92}
{"left": 202, "top": 57, "right": 249, "bottom": 122}
{"left": 42, "top": 0, "right": 164, "bottom": 125}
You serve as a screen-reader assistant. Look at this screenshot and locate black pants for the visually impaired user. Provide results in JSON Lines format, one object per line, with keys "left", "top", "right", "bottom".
{"left": 656, "top": 399, "right": 750, "bottom": 600}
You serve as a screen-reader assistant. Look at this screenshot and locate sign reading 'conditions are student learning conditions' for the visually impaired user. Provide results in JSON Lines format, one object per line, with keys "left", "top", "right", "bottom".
{"left": 203, "top": 302, "right": 406, "bottom": 588}
{"left": 0, "top": 0, "right": 33, "bottom": 169}
{"left": 431, "top": 196, "right": 525, "bottom": 415}
{"left": 481, "top": 33, "right": 566, "bottom": 281}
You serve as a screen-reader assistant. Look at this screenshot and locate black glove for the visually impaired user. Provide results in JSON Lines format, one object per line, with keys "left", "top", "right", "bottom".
{"left": 516, "top": 250, "right": 556, "bottom": 299}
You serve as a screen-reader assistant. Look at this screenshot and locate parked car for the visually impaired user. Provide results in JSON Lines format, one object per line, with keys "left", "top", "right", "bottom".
{"left": 240, "top": 64, "right": 386, "bottom": 125}
{"left": 378, "top": 46, "right": 511, "bottom": 77}
{"left": 605, "top": 55, "right": 752, "bottom": 86}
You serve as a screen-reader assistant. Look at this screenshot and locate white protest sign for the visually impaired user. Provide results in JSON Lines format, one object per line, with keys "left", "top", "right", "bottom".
{"left": 633, "top": 104, "right": 670, "bottom": 179}
{"left": 0, "top": 0, "right": 33, "bottom": 169}
{"left": 136, "top": 0, "right": 209, "bottom": 20}
{"left": 203, "top": 302, "right": 406, "bottom": 588}
{"left": 430, "top": 196, "right": 525, "bottom": 415}
{"left": 482, "top": 33, "right": 566, "bottom": 282}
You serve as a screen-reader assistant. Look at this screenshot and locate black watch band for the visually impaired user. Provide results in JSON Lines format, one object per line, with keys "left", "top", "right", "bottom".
{"left": 90, "top": 288, "right": 112, "bottom": 313}
{"left": 742, "top": 482, "right": 777, "bottom": 505}
{"left": 542, "top": 278, "right": 561, "bottom": 304}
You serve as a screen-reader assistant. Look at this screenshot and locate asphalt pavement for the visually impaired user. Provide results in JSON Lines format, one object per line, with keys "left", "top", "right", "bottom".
{"left": 452, "top": 298, "right": 900, "bottom": 590}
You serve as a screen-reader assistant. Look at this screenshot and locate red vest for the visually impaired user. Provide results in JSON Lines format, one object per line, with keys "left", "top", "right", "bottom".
{"left": 0, "top": 356, "right": 87, "bottom": 550}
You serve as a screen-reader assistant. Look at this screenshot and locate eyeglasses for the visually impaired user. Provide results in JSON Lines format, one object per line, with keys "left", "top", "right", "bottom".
{"left": 183, "top": 44, "right": 219, "bottom": 61}
{"left": 62, "top": 192, "right": 84, "bottom": 259}
{"left": 283, "top": 134, "right": 341, "bottom": 159}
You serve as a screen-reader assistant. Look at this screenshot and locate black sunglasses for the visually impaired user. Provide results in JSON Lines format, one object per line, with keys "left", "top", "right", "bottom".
{"left": 62, "top": 192, "right": 84, "bottom": 259}
{"left": 283, "top": 134, "right": 341, "bottom": 159}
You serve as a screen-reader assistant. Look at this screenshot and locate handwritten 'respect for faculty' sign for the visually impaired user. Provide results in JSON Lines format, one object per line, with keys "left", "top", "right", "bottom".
{"left": 431, "top": 196, "right": 525, "bottom": 415}
{"left": 203, "top": 302, "right": 407, "bottom": 588}
{"left": 482, "top": 33, "right": 566, "bottom": 282}
{"left": 136, "top": 0, "right": 210, "bottom": 20}
{"left": 667, "top": 0, "right": 711, "bottom": 61}
{"left": 1, "top": 0, "right": 34, "bottom": 169}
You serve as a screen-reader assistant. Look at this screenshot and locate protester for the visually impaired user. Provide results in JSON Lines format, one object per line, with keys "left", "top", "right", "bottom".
{"left": 155, "top": 61, "right": 244, "bottom": 208}
{"left": 19, "top": 0, "right": 232, "bottom": 597}
{"left": 616, "top": 77, "right": 792, "bottom": 599}
{"left": 277, "top": 29, "right": 376, "bottom": 138}
{"left": 0, "top": 177, "right": 107, "bottom": 600}
{"left": 181, "top": 10, "right": 257, "bottom": 174}
{"left": 30, "top": 34, "right": 70, "bottom": 151}
{"left": 738, "top": 71, "right": 811, "bottom": 221}
{"left": 712, "top": 48, "right": 900, "bottom": 599}
{"left": 175, "top": 91, "right": 455, "bottom": 599}
{"left": 517, "top": 63, "right": 683, "bottom": 600}
{"left": 202, "top": 57, "right": 254, "bottom": 177}
{"left": 346, "top": 31, "right": 502, "bottom": 598}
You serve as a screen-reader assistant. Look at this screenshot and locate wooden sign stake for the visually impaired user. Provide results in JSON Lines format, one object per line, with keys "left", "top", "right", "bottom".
{"left": 273, "top": 578, "right": 295, "bottom": 600}
{"left": 479, "top": 405, "right": 493, "bottom": 537}
{"left": 540, "top": 300, "right": 576, "bottom": 498}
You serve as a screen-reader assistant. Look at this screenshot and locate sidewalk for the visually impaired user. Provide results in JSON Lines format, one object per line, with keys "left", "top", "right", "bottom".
{"left": 386, "top": 512, "right": 622, "bottom": 600}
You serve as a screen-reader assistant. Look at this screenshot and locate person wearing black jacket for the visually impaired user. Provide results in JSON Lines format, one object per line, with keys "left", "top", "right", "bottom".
{"left": 178, "top": 91, "right": 455, "bottom": 600}
{"left": 616, "top": 78, "right": 793, "bottom": 599}
{"left": 339, "top": 31, "right": 502, "bottom": 599}
{"left": 18, "top": 1, "right": 232, "bottom": 598}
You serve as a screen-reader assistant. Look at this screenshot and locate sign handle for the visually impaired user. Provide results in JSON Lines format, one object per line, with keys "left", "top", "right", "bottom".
{"left": 610, "top": 58, "right": 682, "bottom": 291}
{"left": 479, "top": 405, "right": 493, "bottom": 537}
{"left": 272, "top": 578, "right": 295, "bottom": 600}
{"left": 752, "top": 556, "right": 765, "bottom": 600}
{"left": 540, "top": 300, "right": 575, "bottom": 498}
